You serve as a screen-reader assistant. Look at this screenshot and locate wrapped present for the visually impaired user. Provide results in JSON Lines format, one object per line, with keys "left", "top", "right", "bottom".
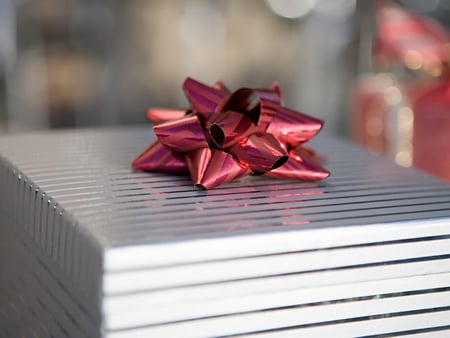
{"left": 353, "top": 1, "right": 450, "bottom": 181}
{"left": 412, "top": 77, "right": 450, "bottom": 180}
{"left": 1, "top": 127, "right": 450, "bottom": 337}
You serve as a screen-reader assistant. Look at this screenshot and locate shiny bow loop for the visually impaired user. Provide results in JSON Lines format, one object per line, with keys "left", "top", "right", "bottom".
{"left": 151, "top": 115, "right": 289, "bottom": 187}
{"left": 203, "top": 82, "right": 290, "bottom": 175}
{"left": 150, "top": 112, "right": 254, "bottom": 189}
{"left": 228, "top": 133, "right": 289, "bottom": 174}
{"left": 132, "top": 77, "right": 329, "bottom": 189}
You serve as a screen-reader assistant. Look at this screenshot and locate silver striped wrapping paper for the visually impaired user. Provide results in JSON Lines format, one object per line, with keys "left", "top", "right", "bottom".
{"left": 0, "top": 126, "right": 450, "bottom": 337}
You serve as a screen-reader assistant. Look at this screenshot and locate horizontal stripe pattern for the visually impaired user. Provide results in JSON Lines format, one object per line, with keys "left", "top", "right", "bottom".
{"left": 0, "top": 126, "right": 449, "bottom": 337}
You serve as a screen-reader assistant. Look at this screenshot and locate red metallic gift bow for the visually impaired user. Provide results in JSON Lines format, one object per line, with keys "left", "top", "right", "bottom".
{"left": 132, "top": 78, "right": 329, "bottom": 189}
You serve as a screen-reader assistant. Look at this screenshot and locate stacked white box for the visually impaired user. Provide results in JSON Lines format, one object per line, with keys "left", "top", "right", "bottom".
{"left": 0, "top": 127, "right": 449, "bottom": 337}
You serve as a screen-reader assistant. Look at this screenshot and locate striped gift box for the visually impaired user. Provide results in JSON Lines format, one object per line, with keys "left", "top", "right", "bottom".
{"left": 0, "top": 127, "right": 449, "bottom": 337}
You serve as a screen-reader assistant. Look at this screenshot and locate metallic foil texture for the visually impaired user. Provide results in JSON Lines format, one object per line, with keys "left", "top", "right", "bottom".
{"left": 153, "top": 115, "right": 208, "bottom": 153}
{"left": 229, "top": 133, "right": 288, "bottom": 174}
{"left": 185, "top": 148, "right": 250, "bottom": 189}
{"left": 265, "top": 145, "right": 329, "bottom": 181}
{"left": 207, "top": 110, "right": 256, "bottom": 148}
{"left": 132, "top": 77, "right": 329, "bottom": 189}
{"left": 132, "top": 141, "right": 188, "bottom": 174}
{"left": 267, "top": 107, "right": 324, "bottom": 147}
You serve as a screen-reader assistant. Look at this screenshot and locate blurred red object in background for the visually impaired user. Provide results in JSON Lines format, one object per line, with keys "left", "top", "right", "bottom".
{"left": 353, "top": 1, "right": 450, "bottom": 182}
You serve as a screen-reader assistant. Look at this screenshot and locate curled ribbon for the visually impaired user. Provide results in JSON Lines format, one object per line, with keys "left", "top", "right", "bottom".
{"left": 132, "top": 78, "right": 329, "bottom": 189}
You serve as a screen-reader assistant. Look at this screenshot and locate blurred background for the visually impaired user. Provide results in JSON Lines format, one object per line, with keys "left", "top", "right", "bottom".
{"left": 0, "top": 0, "right": 449, "bottom": 179}
{"left": 0, "top": 0, "right": 364, "bottom": 134}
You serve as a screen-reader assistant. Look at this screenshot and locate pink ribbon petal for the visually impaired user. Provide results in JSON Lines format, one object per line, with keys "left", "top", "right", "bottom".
{"left": 183, "top": 77, "right": 229, "bottom": 113}
{"left": 265, "top": 146, "right": 330, "bottom": 181}
{"left": 266, "top": 107, "right": 324, "bottom": 146}
{"left": 147, "top": 108, "right": 189, "bottom": 124}
{"left": 154, "top": 115, "right": 208, "bottom": 153}
{"left": 132, "top": 141, "right": 189, "bottom": 174}
{"left": 186, "top": 148, "right": 250, "bottom": 189}
{"left": 229, "top": 133, "right": 288, "bottom": 174}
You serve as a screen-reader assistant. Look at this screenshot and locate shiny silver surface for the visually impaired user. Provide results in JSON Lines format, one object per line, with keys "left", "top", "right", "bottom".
{"left": 0, "top": 126, "right": 450, "bottom": 337}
